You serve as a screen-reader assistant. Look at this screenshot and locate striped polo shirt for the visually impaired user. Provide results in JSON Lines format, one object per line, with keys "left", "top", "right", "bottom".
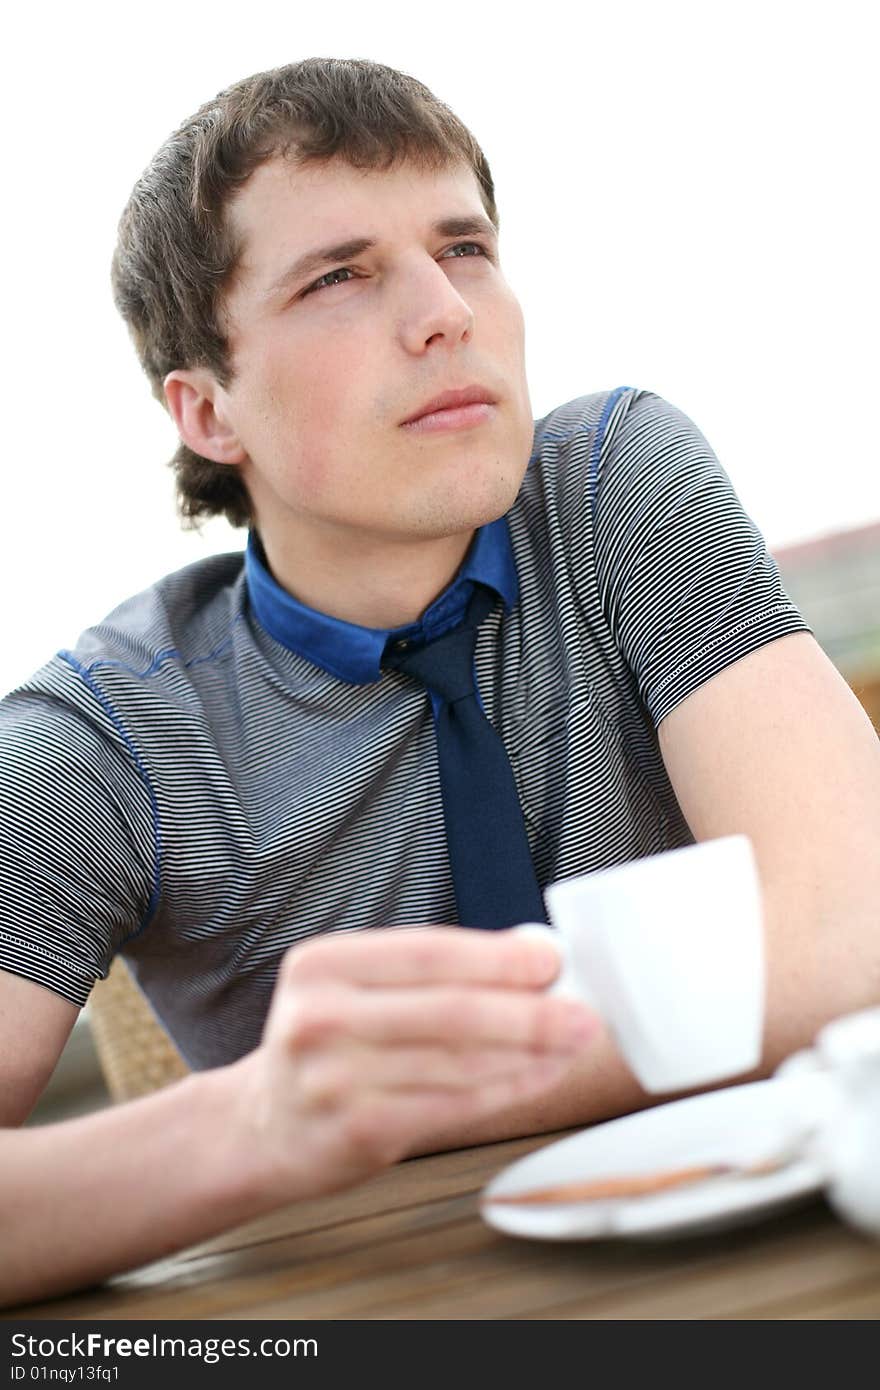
{"left": 0, "top": 386, "right": 811, "bottom": 1068}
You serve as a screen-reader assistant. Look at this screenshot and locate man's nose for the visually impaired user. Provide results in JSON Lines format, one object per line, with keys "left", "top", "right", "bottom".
{"left": 396, "top": 257, "right": 475, "bottom": 354}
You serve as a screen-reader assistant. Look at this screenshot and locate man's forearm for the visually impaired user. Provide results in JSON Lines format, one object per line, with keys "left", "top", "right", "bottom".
{"left": 0, "top": 1060, "right": 273, "bottom": 1310}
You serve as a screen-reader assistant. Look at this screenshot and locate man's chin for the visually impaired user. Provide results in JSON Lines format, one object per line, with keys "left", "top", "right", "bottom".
{"left": 406, "top": 474, "right": 524, "bottom": 539}
{"left": 467, "top": 460, "right": 529, "bottom": 524}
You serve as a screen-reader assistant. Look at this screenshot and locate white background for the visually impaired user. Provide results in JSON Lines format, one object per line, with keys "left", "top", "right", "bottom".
{"left": 3, "top": 0, "right": 877, "bottom": 696}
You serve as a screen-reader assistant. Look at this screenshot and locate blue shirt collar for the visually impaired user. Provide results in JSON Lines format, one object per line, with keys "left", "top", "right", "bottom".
{"left": 245, "top": 517, "right": 519, "bottom": 685}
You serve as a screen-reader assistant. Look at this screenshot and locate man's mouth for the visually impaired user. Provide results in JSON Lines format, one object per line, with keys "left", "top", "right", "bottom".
{"left": 400, "top": 384, "right": 497, "bottom": 433}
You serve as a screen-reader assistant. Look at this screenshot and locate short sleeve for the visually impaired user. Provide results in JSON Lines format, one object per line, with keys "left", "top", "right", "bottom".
{"left": 0, "top": 689, "right": 157, "bottom": 1006}
{"left": 593, "top": 389, "right": 812, "bottom": 726}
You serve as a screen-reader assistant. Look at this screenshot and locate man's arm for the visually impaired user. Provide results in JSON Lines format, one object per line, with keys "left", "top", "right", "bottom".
{"left": 656, "top": 631, "right": 880, "bottom": 1066}
{"left": 417, "top": 631, "right": 880, "bottom": 1150}
{"left": 0, "top": 973, "right": 79, "bottom": 1126}
{"left": 0, "top": 929, "right": 596, "bottom": 1309}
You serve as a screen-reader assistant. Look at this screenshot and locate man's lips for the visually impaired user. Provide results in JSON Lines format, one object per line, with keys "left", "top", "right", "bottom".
{"left": 400, "top": 385, "right": 498, "bottom": 434}
{"left": 400, "top": 385, "right": 497, "bottom": 426}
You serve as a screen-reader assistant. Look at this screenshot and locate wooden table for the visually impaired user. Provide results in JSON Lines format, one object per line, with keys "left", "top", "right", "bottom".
{"left": 12, "top": 1131, "right": 880, "bottom": 1320}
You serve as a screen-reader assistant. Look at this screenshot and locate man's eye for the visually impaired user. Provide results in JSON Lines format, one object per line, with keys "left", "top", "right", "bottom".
{"left": 304, "top": 267, "right": 355, "bottom": 296}
{"left": 301, "top": 243, "right": 489, "bottom": 298}
{"left": 442, "top": 242, "right": 488, "bottom": 259}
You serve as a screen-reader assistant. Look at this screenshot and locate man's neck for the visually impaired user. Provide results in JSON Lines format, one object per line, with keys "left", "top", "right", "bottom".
{"left": 255, "top": 521, "right": 476, "bottom": 630}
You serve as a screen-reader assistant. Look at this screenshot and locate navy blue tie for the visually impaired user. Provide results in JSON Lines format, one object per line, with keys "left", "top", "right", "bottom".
{"left": 383, "top": 584, "right": 547, "bottom": 929}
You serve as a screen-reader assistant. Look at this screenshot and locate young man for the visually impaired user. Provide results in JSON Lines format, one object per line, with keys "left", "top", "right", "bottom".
{"left": 1, "top": 58, "right": 878, "bottom": 1308}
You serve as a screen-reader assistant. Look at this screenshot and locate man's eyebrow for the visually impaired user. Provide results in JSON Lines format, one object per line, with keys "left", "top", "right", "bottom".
{"left": 263, "top": 214, "right": 498, "bottom": 300}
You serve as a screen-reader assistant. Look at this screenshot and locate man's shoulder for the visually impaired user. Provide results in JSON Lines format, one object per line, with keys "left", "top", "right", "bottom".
{"left": 526, "top": 386, "right": 712, "bottom": 515}
{"left": 518, "top": 386, "right": 642, "bottom": 517}
{"left": 530, "top": 384, "right": 685, "bottom": 460}
{"left": 67, "top": 549, "right": 247, "bottom": 675}
{"left": 531, "top": 385, "right": 636, "bottom": 454}
{"left": 6, "top": 551, "right": 247, "bottom": 723}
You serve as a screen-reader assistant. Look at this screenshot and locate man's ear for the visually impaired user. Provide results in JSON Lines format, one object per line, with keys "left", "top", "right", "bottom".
{"left": 164, "top": 369, "right": 248, "bottom": 465}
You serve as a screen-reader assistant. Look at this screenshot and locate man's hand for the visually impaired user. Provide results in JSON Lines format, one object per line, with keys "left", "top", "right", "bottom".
{"left": 227, "top": 926, "right": 598, "bottom": 1204}
{"left": 0, "top": 928, "right": 596, "bottom": 1309}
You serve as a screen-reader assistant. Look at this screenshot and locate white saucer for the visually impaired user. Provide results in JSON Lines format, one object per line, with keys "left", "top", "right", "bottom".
{"left": 481, "top": 1075, "right": 828, "bottom": 1241}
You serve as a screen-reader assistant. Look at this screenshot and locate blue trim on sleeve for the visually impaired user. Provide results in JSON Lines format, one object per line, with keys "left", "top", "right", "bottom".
{"left": 57, "top": 652, "right": 163, "bottom": 946}
{"left": 80, "top": 645, "right": 182, "bottom": 682}
{"left": 65, "top": 614, "right": 244, "bottom": 684}
{"left": 589, "top": 385, "right": 634, "bottom": 505}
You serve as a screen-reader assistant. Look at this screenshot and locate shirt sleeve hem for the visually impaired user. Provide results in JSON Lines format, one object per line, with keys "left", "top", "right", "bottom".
{"left": 650, "top": 607, "right": 814, "bottom": 727}
{"left": 0, "top": 932, "right": 98, "bottom": 1009}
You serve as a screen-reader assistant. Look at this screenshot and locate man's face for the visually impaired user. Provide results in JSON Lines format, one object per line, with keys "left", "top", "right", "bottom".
{"left": 215, "top": 155, "right": 533, "bottom": 556}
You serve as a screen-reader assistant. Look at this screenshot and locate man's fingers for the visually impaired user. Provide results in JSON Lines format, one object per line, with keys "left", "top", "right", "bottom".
{"left": 296, "top": 1042, "right": 579, "bottom": 1109}
{"left": 275, "top": 983, "right": 595, "bottom": 1055}
{"left": 279, "top": 926, "right": 561, "bottom": 991}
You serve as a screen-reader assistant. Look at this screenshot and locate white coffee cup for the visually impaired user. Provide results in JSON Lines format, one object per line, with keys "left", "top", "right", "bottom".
{"left": 517, "top": 835, "right": 765, "bottom": 1093}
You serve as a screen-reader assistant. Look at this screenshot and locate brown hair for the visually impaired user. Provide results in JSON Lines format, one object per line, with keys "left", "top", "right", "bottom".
{"left": 111, "top": 58, "right": 499, "bottom": 529}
